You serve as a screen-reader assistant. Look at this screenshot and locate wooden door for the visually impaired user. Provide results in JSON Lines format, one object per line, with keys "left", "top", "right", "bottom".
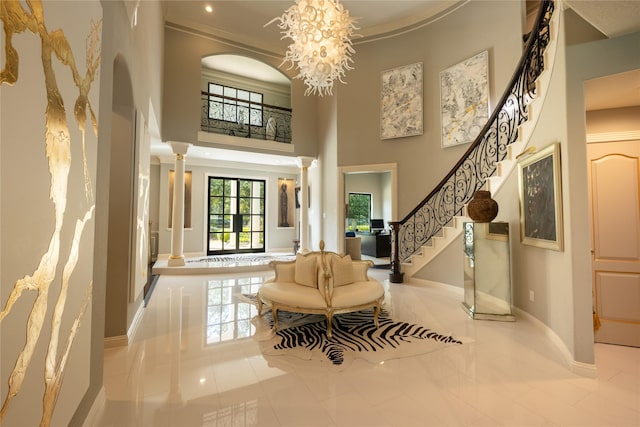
{"left": 588, "top": 140, "right": 640, "bottom": 347}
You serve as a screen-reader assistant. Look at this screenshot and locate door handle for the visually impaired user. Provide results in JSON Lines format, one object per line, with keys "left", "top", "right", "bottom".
{"left": 233, "top": 214, "right": 243, "bottom": 233}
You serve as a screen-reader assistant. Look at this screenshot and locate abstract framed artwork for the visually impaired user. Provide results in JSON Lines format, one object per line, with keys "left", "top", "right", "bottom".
{"left": 380, "top": 62, "right": 423, "bottom": 140}
{"left": 440, "top": 50, "right": 489, "bottom": 148}
{"left": 518, "top": 143, "right": 564, "bottom": 251}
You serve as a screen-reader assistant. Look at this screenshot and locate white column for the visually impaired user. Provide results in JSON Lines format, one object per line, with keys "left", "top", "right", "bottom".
{"left": 168, "top": 142, "right": 190, "bottom": 267}
{"left": 297, "top": 156, "right": 315, "bottom": 253}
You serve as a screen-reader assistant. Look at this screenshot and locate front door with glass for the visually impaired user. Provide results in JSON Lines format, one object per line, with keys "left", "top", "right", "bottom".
{"left": 208, "top": 177, "right": 265, "bottom": 255}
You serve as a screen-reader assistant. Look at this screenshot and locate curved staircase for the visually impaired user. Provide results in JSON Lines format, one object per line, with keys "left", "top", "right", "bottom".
{"left": 392, "top": 0, "right": 559, "bottom": 279}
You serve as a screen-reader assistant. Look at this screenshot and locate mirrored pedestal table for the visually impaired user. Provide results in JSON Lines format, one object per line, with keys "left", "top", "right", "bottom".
{"left": 462, "top": 222, "right": 515, "bottom": 321}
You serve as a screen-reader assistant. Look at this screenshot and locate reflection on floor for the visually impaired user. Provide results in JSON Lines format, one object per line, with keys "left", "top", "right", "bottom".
{"left": 93, "top": 265, "right": 640, "bottom": 427}
{"left": 152, "top": 252, "right": 296, "bottom": 275}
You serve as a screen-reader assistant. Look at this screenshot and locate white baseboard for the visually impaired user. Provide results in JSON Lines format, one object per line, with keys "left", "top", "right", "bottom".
{"left": 82, "top": 387, "right": 106, "bottom": 427}
{"left": 513, "top": 307, "right": 598, "bottom": 378}
{"left": 104, "top": 335, "right": 127, "bottom": 348}
{"left": 408, "top": 278, "right": 598, "bottom": 378}
{"left": 104, "top": 302, "right": 145, "bottom": 348}
{"left": 128, "top": 301, "right": 145, "bottom": 342}
{"left": 155, "top": 251, "right": 205, "bottom": 261}
{"left": 410, "top": 277, "right": 464, "bottom": 296}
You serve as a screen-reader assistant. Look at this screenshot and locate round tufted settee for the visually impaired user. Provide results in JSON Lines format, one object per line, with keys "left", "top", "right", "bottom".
{"left": 257, "top": 241, "right": 385, "bottom": 338}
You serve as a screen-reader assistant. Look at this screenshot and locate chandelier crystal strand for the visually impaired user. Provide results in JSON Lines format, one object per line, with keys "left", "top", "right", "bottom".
{"left": 267, "top": 0, "right": 357, "bottom": 96}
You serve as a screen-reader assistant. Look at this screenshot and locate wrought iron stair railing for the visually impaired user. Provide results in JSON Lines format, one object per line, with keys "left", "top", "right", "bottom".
{"left": 389, "top": 0, "right": 555, "bottom": 281}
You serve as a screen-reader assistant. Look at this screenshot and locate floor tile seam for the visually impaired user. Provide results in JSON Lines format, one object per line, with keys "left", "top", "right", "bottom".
{"left": 607, "top": 369, "right": 640, "bottom": 391}
{"left": 310, "top": 380, "right": 361, "bottom": 404}
{"left": 566, "top": 396, "right": 639, "bottom": 426}
{"left": 432, "top": 393, "right": 515, "bottom": 426}
{"left": 453, "top": 375, "right": 540, "bottom": 403}
{"left": 263, "top": 391, "right": 335, "bottom": 426}
{"left": 416, "top": 390, "right": 500, "bottom": 427}
{"left": 516, "top": 387, "right": 615, "bottom": 425}
{"left": 524, "top": 377, "right": 594, "bottom": 407}
{"left": 372, "top": 395, "right": 456, "bottom": 426}
{"left": 573, "top": 384, "right": 640, "bottom": 418}
{"left": 462, "top": 391, "right": 555, "bottom": 426}
{"left": 317, "top": 396, "right": 378, "bottom": 425}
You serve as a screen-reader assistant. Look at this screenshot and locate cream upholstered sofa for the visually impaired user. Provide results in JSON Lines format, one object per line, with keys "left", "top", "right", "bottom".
{"left": 257, "top": 241, "right": 384, "bottom": 338}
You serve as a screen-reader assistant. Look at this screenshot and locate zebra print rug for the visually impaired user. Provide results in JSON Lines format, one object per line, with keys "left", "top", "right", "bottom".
{"left": 251, "top": 307, "right": 463, "bottom": 369}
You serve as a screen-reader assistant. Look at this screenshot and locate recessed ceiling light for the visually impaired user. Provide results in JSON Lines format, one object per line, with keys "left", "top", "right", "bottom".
{"left": 205, "top": 4, "right": 213, "bottom": 13}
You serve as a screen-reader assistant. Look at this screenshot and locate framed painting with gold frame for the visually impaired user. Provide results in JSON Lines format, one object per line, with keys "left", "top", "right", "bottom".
{"left": 518, "top": 143, "right": 564, "bottom": 251}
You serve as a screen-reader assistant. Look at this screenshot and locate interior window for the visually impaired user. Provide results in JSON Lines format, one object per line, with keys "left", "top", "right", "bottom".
{"left": 208, "top": 83, "right": 263, "bottom": 126}
{"left": 347, "top": 193, "right": 372, "bottom": 232}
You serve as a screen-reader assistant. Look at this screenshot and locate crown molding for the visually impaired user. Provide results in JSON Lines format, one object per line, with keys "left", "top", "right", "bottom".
{"left": 586, "top": 130, "right": 640, "bottom": 143}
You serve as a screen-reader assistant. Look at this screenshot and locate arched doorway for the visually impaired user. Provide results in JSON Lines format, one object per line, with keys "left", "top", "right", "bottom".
{"left": 104, "top": 56, "right": 136, "bottom": 339}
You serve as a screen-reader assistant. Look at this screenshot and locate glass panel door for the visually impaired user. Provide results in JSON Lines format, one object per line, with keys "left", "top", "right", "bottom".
{"left": 208, "top": 177, "right": 265, "bottom": 255}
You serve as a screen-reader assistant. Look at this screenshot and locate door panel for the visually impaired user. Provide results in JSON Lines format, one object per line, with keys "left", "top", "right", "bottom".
{"left": 596, "top": 272, "right": 640, "bottom": 321}
{"left": 588, "top": 141, "right": 640, "bottom": 347}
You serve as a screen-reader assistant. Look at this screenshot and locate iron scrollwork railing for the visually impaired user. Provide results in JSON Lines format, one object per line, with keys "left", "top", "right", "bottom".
{"left": 391, "top": 0, "right": 555, "bottom": 271}
{"left": 200, "top": 91, "right": 293, "bottom": 144}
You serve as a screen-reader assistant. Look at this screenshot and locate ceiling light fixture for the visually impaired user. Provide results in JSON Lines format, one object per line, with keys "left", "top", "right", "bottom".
{"left": 267, "top": 0, "right": 357, "bottom": 96}
{"left": 205, "top": 4, "right": 213, "bottom": 13}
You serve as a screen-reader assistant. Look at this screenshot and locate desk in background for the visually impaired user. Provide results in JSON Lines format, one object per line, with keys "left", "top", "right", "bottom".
{"left": 359, "top": 233, "right": 391, "bottom": 258}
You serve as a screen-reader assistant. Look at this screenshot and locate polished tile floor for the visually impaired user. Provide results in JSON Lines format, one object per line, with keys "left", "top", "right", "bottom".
{"left": 93, "top": 266, "right": 640, "bottom": 426}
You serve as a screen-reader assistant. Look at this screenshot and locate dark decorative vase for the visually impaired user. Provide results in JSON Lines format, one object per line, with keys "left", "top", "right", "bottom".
{"left": 467, "top": 190, "right": 498, "bottom": 222}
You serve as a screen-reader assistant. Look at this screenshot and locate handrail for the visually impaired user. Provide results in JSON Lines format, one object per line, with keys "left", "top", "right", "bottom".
{"left": 389, "top": 0, "right": 555, "bottom": 277}
{"left": 200, "top": 91, "right": 293, "bottom": 143}
{"left": 200, "top": 90, "right": 293, "bottom": 113}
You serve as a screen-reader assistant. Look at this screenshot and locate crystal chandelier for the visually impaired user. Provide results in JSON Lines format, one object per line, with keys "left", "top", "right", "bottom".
{"left": 268, "top": 0, "right": 357, "bottom": 96}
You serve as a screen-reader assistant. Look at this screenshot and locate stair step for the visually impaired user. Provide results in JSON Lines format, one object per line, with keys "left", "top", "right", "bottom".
{"left": 400, "top": 6, "right": 559, "bottom": 278}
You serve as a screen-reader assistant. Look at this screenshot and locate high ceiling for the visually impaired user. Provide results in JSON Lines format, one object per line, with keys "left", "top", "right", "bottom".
{"left": 157, "top": 1, "right": 640, "bottom": 164}
{"left": 164, "top": 1, "right": 640, "bottom": 52}
{"left": 163, "top": 1, "right": 464, "bottom": 54}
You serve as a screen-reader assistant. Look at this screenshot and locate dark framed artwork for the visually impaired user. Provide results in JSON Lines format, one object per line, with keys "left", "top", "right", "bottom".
{"left": 486, "top": 222, "right": 509, "bottom": 242}
{"left": 294, "top": 186, "right": 310, "bottom": 209}
{"left": 277, "top": 178, "right": 295, "bottom": 228}
{"left": 518, "top": 143, "right": 563, "bottom": 251}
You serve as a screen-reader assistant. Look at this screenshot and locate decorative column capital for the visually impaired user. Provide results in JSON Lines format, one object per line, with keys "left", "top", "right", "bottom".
{"left": 296, "top": 156, "right": 315, "bottom": 170}
{"left": 169, "top": 141, "right": 191, "bottom": 156}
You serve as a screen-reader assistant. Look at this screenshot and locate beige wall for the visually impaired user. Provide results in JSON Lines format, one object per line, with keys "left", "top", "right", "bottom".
{"left": 8, "top": 1, "right": 639, "bottom": 424}
{"left": 587, "top": 106, "right": 640, "bottom": 134}
{"left": 316, "top": 93, "right": 339, "bottom": 251}
{"left": 154, "top": 0, "right": 638, "bottom": 371}
{"left": 337, "top": 1, "right": 525, "bottom": 218}
{"left": 162, "top": 26, "right": 319, "bottom": 159}
{"left": 201, "top": 67, "right": 291, "bottom": 109}
{"left": 564, "top": 30, "right": 640, "bottom": 363}
{"left": 90, "top": 1, "right": 165, "bottom": 424}
{"left": 97, "top": 0, "right": 164, "bottom": 335}
{"left": 155, "top": 160, "right": 298, "bottom": 255}
{"left": 1, "top": 2, "right": 101, "bottom": 425}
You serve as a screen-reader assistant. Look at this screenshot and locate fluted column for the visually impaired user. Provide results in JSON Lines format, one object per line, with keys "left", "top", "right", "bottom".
{"left": 297, "top": 156, "right": 315, "bottom": 253}
{"left": 168, "top": 142, "right": 190, "bottom": 267}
